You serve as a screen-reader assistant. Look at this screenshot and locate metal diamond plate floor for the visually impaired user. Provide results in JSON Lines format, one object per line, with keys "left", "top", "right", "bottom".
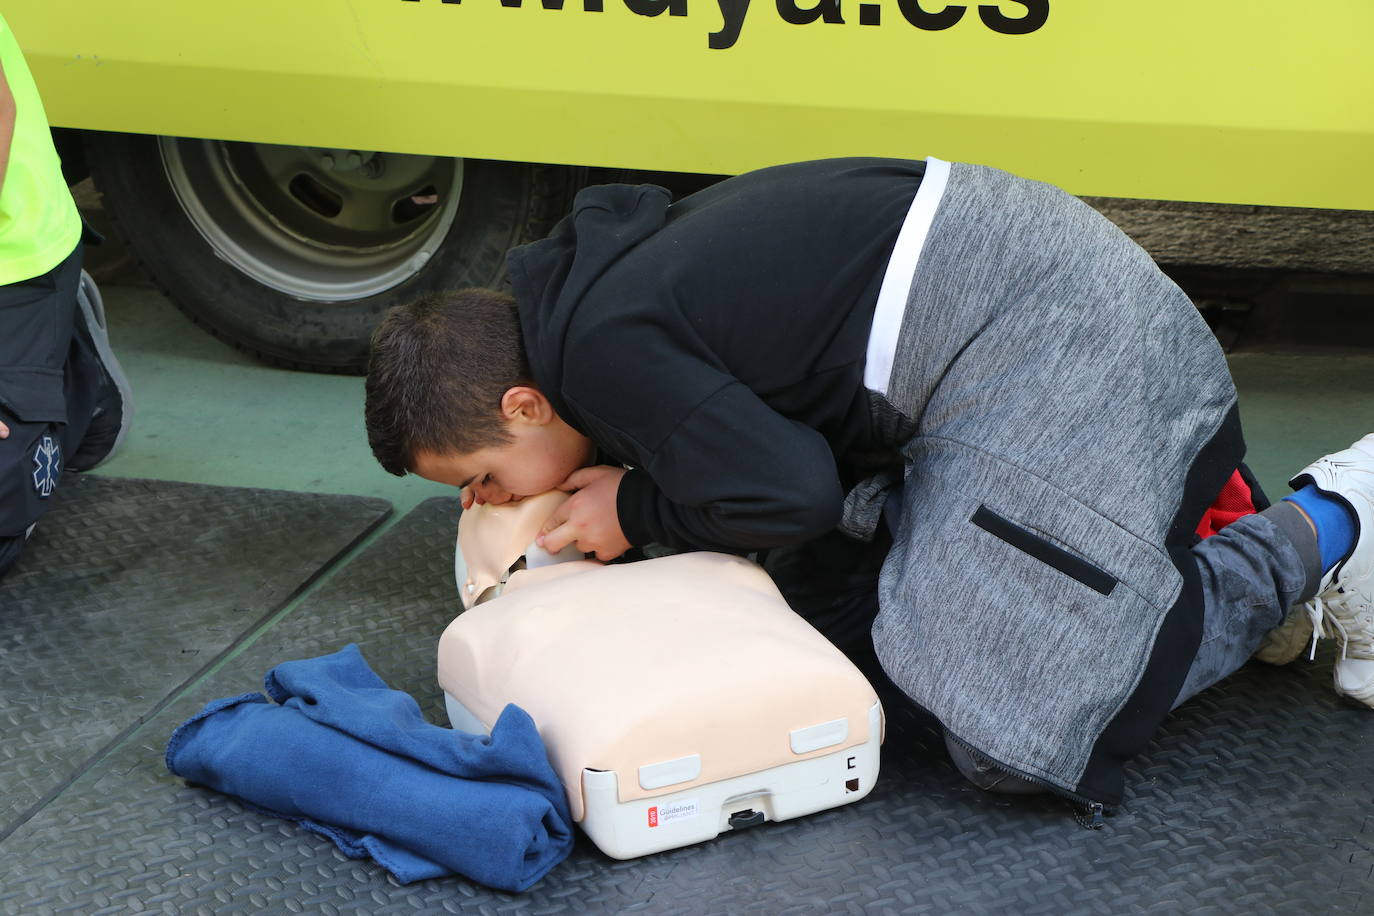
{"left": 2, "top": 496, "right": 1371, "bottom": 915}
{"left": 0, "top": 475, "right": 390, "bottom": 845}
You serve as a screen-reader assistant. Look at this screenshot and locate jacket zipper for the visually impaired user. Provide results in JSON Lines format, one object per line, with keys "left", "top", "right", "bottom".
{"left": 944, "top": 729, "right": 1109, "bottom": 829}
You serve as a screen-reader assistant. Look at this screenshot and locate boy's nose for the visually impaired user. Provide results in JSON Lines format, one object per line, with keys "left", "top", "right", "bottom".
{"left": 474, "top": 482, "right": 514, "bottom": 505}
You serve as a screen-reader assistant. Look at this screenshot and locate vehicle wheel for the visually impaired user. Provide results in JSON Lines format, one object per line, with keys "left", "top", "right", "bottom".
{"left": 85, "top": 131, "right": 580, "bottom": 372}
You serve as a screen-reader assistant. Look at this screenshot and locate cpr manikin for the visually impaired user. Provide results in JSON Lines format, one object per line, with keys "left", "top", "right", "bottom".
{"left": 438, "top": 493, "right": 883, "bottom": 859}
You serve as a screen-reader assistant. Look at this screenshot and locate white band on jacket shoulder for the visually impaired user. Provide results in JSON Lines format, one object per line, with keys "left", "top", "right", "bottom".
{"left": 863, "top": 156, "right": 951, "bottom": 396}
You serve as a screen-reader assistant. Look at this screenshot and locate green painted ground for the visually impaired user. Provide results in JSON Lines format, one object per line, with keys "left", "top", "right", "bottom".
{"left": 1229, "top": 352, "right": 1374, "bottom": 499}
{"left": 88, "top": 281, "right": 455, "bottom": 518}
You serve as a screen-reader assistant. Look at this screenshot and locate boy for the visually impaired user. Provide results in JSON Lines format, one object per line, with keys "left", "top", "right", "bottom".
{"left": 366, "top": 157, "right": 1372, "bottom": 812}
{"left": 0, "top": 12, "right": 132, "bottom": 579}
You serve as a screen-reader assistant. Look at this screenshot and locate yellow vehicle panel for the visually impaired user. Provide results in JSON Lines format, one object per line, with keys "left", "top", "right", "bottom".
{"left": 8, "top": 0, "right": 1373, "bottom": 209}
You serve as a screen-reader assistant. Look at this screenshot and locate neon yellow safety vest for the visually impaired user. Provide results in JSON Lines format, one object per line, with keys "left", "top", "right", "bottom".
{"left": 0, "top": 12, "right": 79, "bottom": 286}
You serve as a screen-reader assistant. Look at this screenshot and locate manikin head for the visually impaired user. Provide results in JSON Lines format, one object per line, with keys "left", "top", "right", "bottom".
{"left": 454, "top": 489, "right": 594, "bottom": 608}
{"left": 364, "top": 288, "right": 594, "bottom": 504}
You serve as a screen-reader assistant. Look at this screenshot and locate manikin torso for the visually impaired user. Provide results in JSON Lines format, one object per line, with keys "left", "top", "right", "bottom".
{"left": 442, "top": 493, "right": 882, "bottom": 825}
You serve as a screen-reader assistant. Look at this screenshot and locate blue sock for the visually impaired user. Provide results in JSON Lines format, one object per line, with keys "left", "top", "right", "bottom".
{"left": 1284, "top": 484, "right": 1358, "bottom": 574}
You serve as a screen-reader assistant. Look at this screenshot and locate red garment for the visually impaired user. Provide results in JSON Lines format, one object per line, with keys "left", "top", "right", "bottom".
{"left": 1195, "top": 469, "right": 1259, "bottom": 539}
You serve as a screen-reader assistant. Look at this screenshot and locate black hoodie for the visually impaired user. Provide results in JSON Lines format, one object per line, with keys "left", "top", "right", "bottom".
{"left": 507, "top": 158, "right": 926, "bottom": 551}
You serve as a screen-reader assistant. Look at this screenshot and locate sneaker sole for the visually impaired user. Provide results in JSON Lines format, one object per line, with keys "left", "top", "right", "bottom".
{"left": 1335, "top": 677, "right": 1374, "bottom": 708}
{"left": 76, "top": 271, "right": 135, "bottom": 469}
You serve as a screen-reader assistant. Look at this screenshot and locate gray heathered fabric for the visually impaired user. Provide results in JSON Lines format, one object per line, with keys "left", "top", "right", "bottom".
{"left": 828, "top": 481, "right": 1311, "bottom": 794}
{"left": 947, "top": 506, "right": 1314, "bottom": 792}
{"left": 869, "top": 162, "right": 1237, "bottom": 794}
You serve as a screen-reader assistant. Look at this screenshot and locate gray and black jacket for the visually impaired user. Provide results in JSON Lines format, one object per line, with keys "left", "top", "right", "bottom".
{"left": 507, "top": 157, "right": 1258, "bottom": 808}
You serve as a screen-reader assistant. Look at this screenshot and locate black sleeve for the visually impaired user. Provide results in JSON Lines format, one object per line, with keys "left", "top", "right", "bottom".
{"left": 588, "top": 379, "right": 845, "bottom": 551}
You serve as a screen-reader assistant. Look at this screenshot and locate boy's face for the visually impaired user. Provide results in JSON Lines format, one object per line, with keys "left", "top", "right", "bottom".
{"left": 411, "top": 387, "right": 594, "bottom": 506}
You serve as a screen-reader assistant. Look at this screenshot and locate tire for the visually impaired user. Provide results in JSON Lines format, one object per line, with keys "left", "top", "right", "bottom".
{"left": 85, "top": 131, "right": 581, "bottom": 372}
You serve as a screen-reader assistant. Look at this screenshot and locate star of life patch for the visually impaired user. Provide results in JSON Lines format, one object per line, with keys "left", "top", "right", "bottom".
{"left": 32, "top": 435, "right": 61, "bottom": 498}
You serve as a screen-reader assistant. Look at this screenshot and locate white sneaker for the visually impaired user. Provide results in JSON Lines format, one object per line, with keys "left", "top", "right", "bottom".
{"left": 1289, "top": 433, "right": 1374, "bottom": 706}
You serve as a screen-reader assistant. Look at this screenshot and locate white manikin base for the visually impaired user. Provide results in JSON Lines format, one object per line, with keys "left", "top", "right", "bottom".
{"left": 446, "top": 693, "right": 882, "bottom": 860}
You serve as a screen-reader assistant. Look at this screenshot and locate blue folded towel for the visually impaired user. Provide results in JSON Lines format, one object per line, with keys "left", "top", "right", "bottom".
{"left": 165, "top": 644, "right": 574, "bottom": 891}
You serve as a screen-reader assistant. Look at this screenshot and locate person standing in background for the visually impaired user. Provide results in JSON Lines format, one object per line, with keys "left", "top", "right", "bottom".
{"left": 0, "top": 12, "right": 132, "bottom": 580}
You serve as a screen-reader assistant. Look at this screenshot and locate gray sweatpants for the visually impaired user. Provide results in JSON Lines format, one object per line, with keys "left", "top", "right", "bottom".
{"left": 1175, "top": 500, "right": 1318, "bottom": 705}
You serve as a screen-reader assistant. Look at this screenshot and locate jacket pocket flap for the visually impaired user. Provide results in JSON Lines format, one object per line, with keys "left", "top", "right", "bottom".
{"left": 0, "top": 368, "right": 67, "bottom": 423}
{"left": 971, "top": 504, "right": 1118, "bottom": 596}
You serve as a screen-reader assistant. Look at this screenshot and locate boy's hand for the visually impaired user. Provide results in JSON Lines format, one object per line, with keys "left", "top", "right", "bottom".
{"left": 0, "top": 419, "right": 8, "bottom": 439}
{"left": 538, "top": 465, "right": 631, "bottom": 561}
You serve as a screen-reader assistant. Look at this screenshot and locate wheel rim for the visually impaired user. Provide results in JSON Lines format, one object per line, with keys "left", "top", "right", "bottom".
{"left": 158, "top": 137, "right": 463, "bottom": 301}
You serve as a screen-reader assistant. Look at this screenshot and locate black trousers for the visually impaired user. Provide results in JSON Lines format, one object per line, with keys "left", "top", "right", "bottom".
{"left": 0, "top": 244, "right": 101, "bottom": 578}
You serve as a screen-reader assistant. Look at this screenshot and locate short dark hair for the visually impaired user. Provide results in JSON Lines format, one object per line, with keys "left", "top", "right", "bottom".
{"left": 365, "top": 288, "right": 532, "bottom": 476}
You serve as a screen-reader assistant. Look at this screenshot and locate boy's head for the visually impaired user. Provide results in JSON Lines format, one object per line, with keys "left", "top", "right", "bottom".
{"left": 365, "top": 288, "right": 591, "bottom": 502}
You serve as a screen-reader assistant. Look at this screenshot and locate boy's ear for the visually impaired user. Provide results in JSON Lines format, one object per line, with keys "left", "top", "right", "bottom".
{"left": 500, "top": 386, "right": 554, "bottom": 425}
